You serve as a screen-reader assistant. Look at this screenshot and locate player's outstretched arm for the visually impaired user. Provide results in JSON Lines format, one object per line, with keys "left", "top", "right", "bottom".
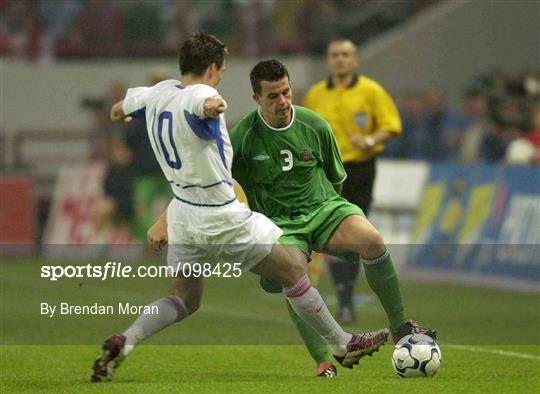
{"left": 110, "top": 99, "right": 133, "bottom": 123}
{"left": 147, "top": 209, "right": 168, "bottom": 251}
{"left": 203, "top": 95, "right": 227, "bottom": 118}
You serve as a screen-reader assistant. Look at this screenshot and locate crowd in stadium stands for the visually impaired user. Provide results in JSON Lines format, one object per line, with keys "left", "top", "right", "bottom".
{"left": 383, "top": 69, "right": 540, "bottom": 165}
{"left": 0, "top": 0, "right": 435, "bottom": 60}
{"left": 85, "top": 68, "right": 539, "bottom": 234}
{"left": 86, "top": 67, "right": 539, "bottom": 234}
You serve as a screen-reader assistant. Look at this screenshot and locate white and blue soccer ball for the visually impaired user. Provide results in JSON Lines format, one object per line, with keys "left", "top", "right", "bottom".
{"left": 391, "top": 333, "right": 441, "bottom": 377}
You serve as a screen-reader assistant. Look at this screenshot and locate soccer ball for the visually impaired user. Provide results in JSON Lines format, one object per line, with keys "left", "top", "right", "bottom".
{"left": 391, "top": 334, "right": 441, "bottom": 377}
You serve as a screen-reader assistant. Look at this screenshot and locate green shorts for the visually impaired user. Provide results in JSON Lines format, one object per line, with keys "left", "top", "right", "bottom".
{"left": 260, "top": 197, "right": 364, "bottom": 293}
{"left": 275, "top": 196, "right": 364, "bottom": 256}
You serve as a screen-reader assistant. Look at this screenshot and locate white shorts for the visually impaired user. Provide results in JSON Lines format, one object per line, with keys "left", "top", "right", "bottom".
{"left": 166, "top": 198, "right": 282, "bottom": 273}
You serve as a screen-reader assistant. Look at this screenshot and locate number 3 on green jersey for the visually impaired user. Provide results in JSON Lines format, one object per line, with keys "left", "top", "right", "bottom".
{"left": 230, "top": 106, "right": 347, "bottom": 218}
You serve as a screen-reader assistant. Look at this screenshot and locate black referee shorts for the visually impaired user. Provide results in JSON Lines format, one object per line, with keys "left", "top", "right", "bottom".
{"left": 341, "top": 158, "right": 376, "bottom": 217}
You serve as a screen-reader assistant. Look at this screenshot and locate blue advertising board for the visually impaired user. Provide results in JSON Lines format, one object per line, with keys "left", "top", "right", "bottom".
{"left": 409, "top": 165, "right": 540, "bottom": 287}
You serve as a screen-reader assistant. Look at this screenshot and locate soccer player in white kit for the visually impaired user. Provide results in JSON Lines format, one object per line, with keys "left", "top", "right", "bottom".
{"left": 91, "top": 33, "right": 388, "bottom": 382}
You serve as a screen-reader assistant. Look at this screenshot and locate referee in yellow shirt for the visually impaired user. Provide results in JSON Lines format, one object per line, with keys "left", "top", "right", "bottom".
{"left": 303, "top": 38, "right": 402, "bottom": 323}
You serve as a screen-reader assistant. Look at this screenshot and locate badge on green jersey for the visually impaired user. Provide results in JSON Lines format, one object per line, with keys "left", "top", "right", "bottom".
{"left": 299, "top": 148, "right": 313, "bottom": 161}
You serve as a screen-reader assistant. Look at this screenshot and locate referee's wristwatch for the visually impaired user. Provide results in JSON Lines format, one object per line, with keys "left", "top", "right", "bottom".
{"left": 364, "top": 136, "right": 375, "bottom": 148}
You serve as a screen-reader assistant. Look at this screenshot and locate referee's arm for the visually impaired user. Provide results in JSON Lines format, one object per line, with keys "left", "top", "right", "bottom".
{"left": 350, "top": 129, "right": 399, "bottom": 150}
{"left": 366, "top": 82, "right": 402, "bottom": 147}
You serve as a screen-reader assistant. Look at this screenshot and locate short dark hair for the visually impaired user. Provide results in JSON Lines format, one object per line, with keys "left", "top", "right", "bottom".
{"left": 178, "top": 33, "right": 227, "bottom": 76}
{"left": 250, "top": 59, "right": 290, "bottom": 94}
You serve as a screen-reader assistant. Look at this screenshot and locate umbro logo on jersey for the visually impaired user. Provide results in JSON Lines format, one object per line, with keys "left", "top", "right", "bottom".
{"left": 253, "top": 154, "right": 270, "bottom": 161}
{"left": 299, "top": 148, "right": 313, "bottom": 161}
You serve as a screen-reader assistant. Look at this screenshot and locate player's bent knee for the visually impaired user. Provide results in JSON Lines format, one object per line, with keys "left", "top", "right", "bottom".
{"left": 367, "top": 229, "right": 385, "bottom": 247}
{"left": 359, "top": 228, "right": 386, "bottom": 258}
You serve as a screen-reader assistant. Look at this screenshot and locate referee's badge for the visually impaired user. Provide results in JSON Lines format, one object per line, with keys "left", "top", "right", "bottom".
{"left": 354, "top": 112, "right": 368, "bottom": 128}
{"left": 299, "top": 148, "right": 313, "bottom": 161}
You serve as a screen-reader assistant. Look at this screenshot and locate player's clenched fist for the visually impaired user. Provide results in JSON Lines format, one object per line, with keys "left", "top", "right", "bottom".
{"left": 147, "top": 213, "right": 168, "bottom": 251}
{"left": 110, "top": 100, "right": 133, "bottom": 123}
{"left": 203, "top": 95, "right": 228, "bottom": 117}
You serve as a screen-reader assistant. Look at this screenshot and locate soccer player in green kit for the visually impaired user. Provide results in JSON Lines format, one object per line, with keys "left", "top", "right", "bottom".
{"left": 230, "top": 60, "right": 436, "bottom": 378}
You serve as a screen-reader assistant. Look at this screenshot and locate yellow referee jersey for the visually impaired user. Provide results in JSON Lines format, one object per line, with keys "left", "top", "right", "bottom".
{"left": 303, "top": 75, "right": 401, "bottom": 163}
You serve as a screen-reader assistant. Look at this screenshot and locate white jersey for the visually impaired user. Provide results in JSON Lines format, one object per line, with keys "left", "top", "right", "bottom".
{"left": 122, "top": 79, "right": 235, "bottom": 207}
{"left": 123, "top": 79, "right": 282, "bottom": 271}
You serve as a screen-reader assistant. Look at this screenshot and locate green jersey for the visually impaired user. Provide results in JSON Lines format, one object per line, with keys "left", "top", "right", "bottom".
{"left": 230, "top": 106, "right": 346, "bottom": 219}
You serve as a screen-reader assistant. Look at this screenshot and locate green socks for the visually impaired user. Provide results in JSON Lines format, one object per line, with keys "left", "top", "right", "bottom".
{"left": 362, "top": 250, "right": 406, "bottom": 331}
{"left": 286, "top": 300, "right": 332, "bottom": 365}
{"left": 284, "top": 249, "right": 405, "bottom": 367}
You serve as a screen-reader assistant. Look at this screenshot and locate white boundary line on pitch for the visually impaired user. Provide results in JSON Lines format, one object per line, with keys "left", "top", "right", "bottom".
{"left": 451, "top": 345, "right": 540, "bottom": 361}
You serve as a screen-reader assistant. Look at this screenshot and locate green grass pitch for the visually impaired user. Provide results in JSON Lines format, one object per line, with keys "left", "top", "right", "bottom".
{"left": 1, "top": 257, "right": 539, "bottom": 393}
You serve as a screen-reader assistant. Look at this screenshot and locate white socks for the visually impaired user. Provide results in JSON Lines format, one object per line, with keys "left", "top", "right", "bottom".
{"left": 119, "top": 277, "right": 352, "bottom": 358}
{"left": 121, "top": 295, "right": 188, "bottom": 356}
{"left": 284, "top": 274, "right": 352, "bottom": 356}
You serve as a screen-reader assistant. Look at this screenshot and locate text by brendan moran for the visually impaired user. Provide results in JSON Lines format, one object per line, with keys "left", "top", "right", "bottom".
{"left": 40, "top": 302, "right": 158, "bottom": 317}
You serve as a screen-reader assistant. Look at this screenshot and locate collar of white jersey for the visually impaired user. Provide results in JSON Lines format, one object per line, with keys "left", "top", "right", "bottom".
{"left": 257, "top": 106, "right": 295, "bottom": 131}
